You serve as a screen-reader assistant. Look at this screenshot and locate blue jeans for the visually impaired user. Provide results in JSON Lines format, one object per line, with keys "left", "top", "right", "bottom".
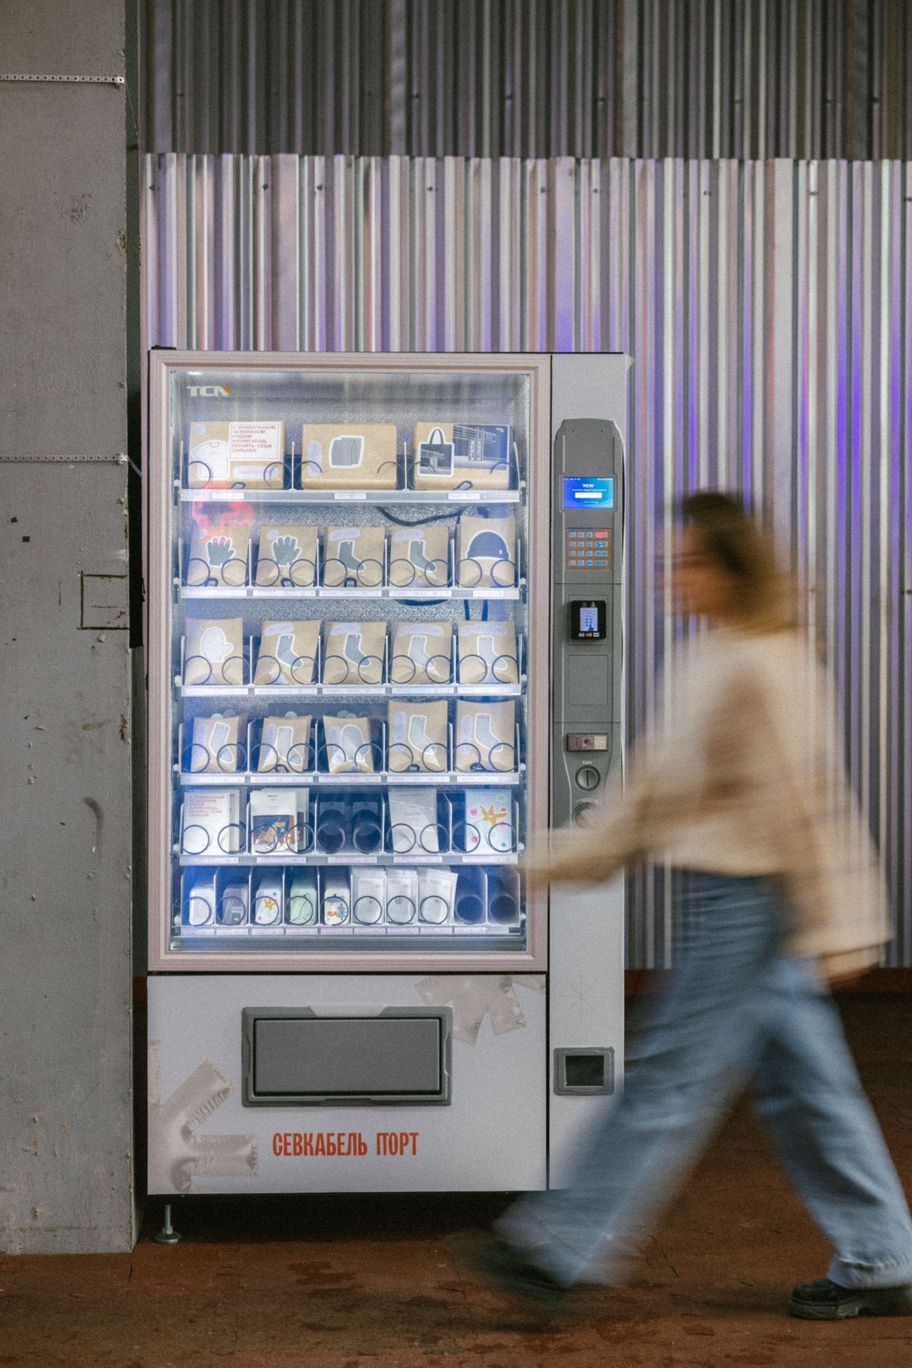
{"left": 498, "top": 873, "right": 912, "bottom": 1289}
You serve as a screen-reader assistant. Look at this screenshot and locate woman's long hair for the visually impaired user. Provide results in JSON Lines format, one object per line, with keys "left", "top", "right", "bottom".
{"left": 678, "top": 491, "right": 796, "bottom": 633}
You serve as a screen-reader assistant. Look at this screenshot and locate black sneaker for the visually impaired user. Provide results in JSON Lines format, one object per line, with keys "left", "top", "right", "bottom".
{"left": 789, "top": 1276, "right": 912, "bottom": 1320}
{"left": 451, "top": 1232, "right": 568, "bottom": 1317}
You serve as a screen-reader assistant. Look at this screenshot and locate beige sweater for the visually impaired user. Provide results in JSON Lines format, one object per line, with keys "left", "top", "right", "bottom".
{"left": 543, "top": 628, "right": 890, "bottom": 972}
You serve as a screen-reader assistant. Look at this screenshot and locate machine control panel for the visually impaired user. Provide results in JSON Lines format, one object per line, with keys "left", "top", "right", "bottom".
{"left": 551, "top": 414, "right": 623, "bottom": 830}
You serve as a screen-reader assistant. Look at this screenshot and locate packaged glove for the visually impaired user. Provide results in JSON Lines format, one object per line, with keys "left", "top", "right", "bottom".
{"left": 184, "top": 618, "right": 245, "bottom": 685}
{"left": 255, "top": 523, "right": 318, "bottom": 587}
{"left": 187, "top": 523, "right": 250, "bottom": 587}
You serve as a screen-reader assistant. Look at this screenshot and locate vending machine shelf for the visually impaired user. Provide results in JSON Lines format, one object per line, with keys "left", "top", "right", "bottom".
{"left": 179, "top": 487, "right": 524, "bottom": 506}
{"left": 177, "top": 769, "right": 524, "bottom": 788}
{"left": 179, "top": 584, "right": 524, "bottom": 603}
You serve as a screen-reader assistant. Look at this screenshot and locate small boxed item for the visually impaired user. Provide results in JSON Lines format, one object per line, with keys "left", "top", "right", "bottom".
{"left": 412, "top": 423, "right": 512, "bottom": 490}
{"left": 252, "top": 876, "right": 283, "bottom": 928}
{"left": 322, "top": 873, "right": 351, "bottom": 927}
{"left": 181, "top": 789, "right": 243, "bottom": 856}
{"left": 249, "top": 788, "right": 308, "bottom": 855}
{"left": 187, "top": 421, "right": 285, "bottom": 489}
{"left": 219, "top": 880, "right": 250, "bottom": 928}
{"left": 256, "top": 524, "right": 318, "bottom": 587}
{"left": 299, "top": 424, "right": 398, "bottom": 490}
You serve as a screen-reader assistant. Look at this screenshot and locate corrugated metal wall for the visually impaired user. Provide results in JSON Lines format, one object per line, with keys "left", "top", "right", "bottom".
{"left": 143, "top": 153, "right": 912, "bottom": 969}
{"left": 140, "top": 0, "right": 912, "bottom": 160}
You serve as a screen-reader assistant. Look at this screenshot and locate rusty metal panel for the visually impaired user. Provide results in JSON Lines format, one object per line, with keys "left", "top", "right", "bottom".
{"left": 139, "top": 0, "right": 912, "bottom": 160}
{"left": 142, "top": 152, "right": 912, "bottom": 970}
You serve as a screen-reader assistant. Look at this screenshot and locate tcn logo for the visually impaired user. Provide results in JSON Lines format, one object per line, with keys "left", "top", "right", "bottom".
{"left": 188, "top": 385, "right": 231, "bottom": 398}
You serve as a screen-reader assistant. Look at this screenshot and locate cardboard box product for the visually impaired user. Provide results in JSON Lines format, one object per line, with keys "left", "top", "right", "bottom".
{"left": 322, "top": 621, "right": 386, "bottom": 686}
{"left": 413, "top": 423, "right": 512, "bottom": 490}
{"left": 299, "top": 424, "right": 398, "bottom": 490}
{"left": 456, "top": 514, "right": 517, "bottom": 587}
{"left": 390, "top": 622, "right": 453, "bottom": 684}
{"left": 388, "top": 524, "right": 450, "bottom": 587}
{"left": 184, "top": 618, "right": 245, "bottom": 686}
{"left": 187, "top": 421, "right": 286, "bottom": 489}
{"left": 187, "top": 522, "right": 251, "bottom": 587}
{"left": 457, "top": 621, "right": 519, "bottom": 685}
{"left": 254, "top": 620, "right": 320, "bottom": 686}
{"left": 256, "top": 523, "right": 318, "bottom": 587}
{"left": 181, "top": 789, "right": 242, "bottom": 856}
{"left": 322, "top": 526, "right": 386, "bottom": 589}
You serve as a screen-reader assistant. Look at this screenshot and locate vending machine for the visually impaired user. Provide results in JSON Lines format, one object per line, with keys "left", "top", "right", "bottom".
{"left": 146, "top": 352, "right": 627, "bottom": 1216}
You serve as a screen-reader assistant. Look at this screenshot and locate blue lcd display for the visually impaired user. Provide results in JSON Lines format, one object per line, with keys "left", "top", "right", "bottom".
{"left": 563, "top": 476, "right": 614, "bottom": 510}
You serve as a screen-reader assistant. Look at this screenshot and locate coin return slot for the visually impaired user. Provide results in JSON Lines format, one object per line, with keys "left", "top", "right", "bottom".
{"left": 553, "top": 1047, "right": 615, "bottom": 1096}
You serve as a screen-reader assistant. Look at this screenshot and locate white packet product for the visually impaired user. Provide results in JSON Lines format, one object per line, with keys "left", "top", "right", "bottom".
{"left": 219, "top": 881, "right": 249, "bottom": 927}
{"left": 455, "top": 701, "right": 516, "bottom": 772}
{"left": 322, "top": 621, "right": 386, "bottom": 685}
{"left": 287, "top": 872, "right": 318, "bottom": 926}
{"left": 187, "top": 523, "right": 251, "bottom": 587}
{"left": 258, "top": 714, "right": 312, "bottom": 773}
{"left": 323, "top": 715, "right": 375, "bottom": 773}
{"left": 255, "top": 619, "right": 320, "bottom": 685}
{"left": 185, "top": 874, "right": 217, "bottom": 927}
{"left": 351, "top": 868, "right": 387, "bottom": 925}
{"left": 387, "top": 701, "right": 448, "bottom": 773}
{"left": 184, "top": 618, "right": 245, "bottom": 686}
{"left": 390, "top": 622, "right": 452, "bottom": 684}
{"left": 190, "top": 713, "right": 244, "bottom": 773}
{"left": 386, "top": 867, "right": 418, "bottom": 925}
{"left": 457, "top": 621, "right": 519, "bottom": 685}
{"left": 322, "top": 526, "right": 386, "bottom": 588}
{"left": 322, "top": 873, "right": 350, "bottom": 926}
{"left": 418, "top": 868, "right": 457, "bottom": 925}
{"left": 253, "top": 876, "right": 283, "bottom": 926}
{"left": 457, "top": 514, "right": 517, "bottom": 587}
{"left": 388, "top": 524, "right": 449, "bottom": 588}
{"left": 388, "top": 788, "right": 440, "bottom": 855}
{"left": 255, "top": 524, "right": 318, "bottom": 587}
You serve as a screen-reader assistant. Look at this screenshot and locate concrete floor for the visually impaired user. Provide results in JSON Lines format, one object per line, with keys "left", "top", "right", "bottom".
{"left": 2, "top": 992, "right": 911, "bottom": 1367}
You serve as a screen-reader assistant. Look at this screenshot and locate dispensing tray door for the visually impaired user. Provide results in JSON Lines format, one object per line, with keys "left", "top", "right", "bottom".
{"left": 242, "top": 1007, "right": 452, "bottom": 1106}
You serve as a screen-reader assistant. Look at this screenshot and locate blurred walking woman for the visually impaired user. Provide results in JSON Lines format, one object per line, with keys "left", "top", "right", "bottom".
{"left": 470, "top": 491, "right": 912, "bottom": 1320}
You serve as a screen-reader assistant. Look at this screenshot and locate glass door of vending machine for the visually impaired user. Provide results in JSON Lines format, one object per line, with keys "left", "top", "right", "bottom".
{"left": 148, "top": 355, "right": 549, "bottom": 971}
{"left": 145, "top": 352, "right": 625, "bottom": 1203}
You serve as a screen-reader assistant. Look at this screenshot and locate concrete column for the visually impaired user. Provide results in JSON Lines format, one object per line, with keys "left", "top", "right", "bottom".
{"left": 0, "top": 0, "right": 132, "bottom": 1253}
